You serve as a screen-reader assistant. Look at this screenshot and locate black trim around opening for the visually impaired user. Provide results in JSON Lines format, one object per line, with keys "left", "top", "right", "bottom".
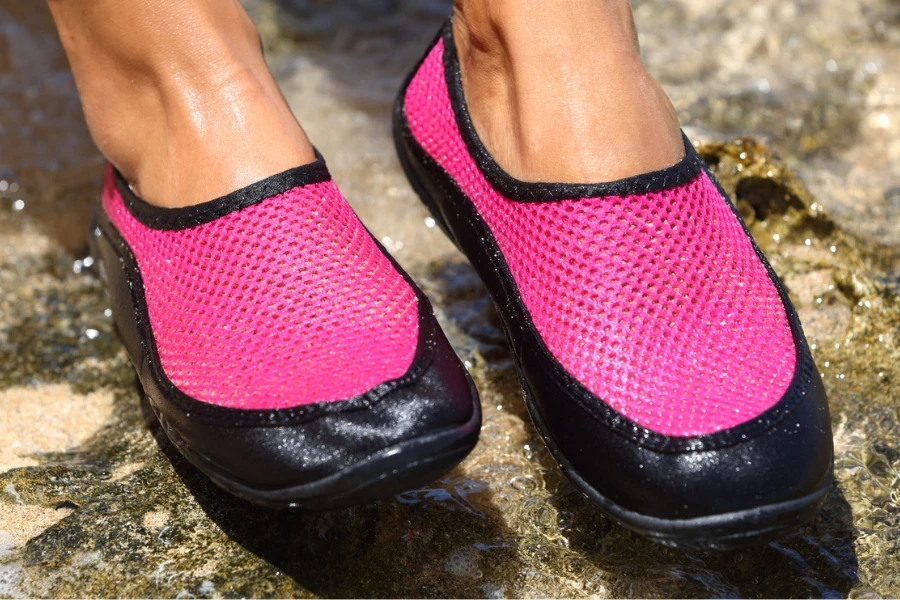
{"left": 436, "top": 20, "right": 703, "bottom": 202}
{"left": 115, "top": 151, "right": 332, "bottom": 231}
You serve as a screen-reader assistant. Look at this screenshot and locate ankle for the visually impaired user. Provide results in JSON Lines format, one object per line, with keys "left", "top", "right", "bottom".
{"left": 451, "top": 0, "right": 684, "bottom": 183}
{"left": 453, "top": 0, "right": 641, "bottom": 64}
{"left": 50, "top": 0, "right": 315, "bottom": 207}
{"left": 89, "top": 53, "right": 315, "bottom": 207}
{"left": 128, "top": 67, "right": 315, "bottom": 207}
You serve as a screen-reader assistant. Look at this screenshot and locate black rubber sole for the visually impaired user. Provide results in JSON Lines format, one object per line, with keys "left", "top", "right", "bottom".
{"left": 148, "top": 380, "right": 482, "bottom": 510}
{"left": 89, "top": 215, "right": 482, "bottom": 511}
{"left": 524, "top": 385, "right": 830, "bottom": 550}
{"left": 392, "top": 105, "right": 831, "bottom": 550}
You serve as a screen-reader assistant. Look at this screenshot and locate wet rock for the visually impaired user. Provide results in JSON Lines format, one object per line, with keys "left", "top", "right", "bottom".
{"left": 0, "top": 385, "right": 115, "bottom": 471}
{"left": 2, "top": 0, "right": 900, "bottom": 597}
{"left": 632, "top": 0, "right": 900, "bottom": 247}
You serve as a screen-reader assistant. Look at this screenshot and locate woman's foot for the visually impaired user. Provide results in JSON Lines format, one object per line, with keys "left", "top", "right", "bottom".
{"left": 51, "top": 0, "right": 482, "bottom": 507}
{"left": 452, "top": 0, "right": 684, "bottom": 184}
{"left": 394, "top": 19, "right": 833, "bottom": 549}
{"left": 48, "top": 0, "right": 315, "bottom": 207}
{"left": 92, "top": 157, "right": 481, "bottom": 508}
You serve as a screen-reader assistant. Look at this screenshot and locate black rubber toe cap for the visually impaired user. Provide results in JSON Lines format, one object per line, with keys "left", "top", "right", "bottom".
{"left": 143, "top": 304, "right": 479, "bottom": 490}
{"left": 534, "top": 362, "right": 833, "bottom": 519}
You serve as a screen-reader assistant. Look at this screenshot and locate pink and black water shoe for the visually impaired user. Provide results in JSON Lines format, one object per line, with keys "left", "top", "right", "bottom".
{"left": 393, "top": 21, "right": 833, "bottom": 549}
{"left": 91, "top": 153, "right": 480, "bottom": 509}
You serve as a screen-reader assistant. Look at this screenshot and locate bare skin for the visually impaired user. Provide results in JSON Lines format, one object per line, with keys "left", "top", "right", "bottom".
{"left": 47, "top": 0, "right": 316, "bottom": 208}
{"left": 453, "top": 0, "right": 685, "bottom": 183}
{"left": 48, "top": 0, "right": 684, "bottom": 207}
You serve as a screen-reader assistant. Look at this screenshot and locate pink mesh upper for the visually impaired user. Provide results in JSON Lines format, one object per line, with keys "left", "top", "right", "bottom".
{"left": 102, "top": 171, "right": 419, "bottom": 410}
{"left": 404, "top": 40, "right": 797, "bottom": 436}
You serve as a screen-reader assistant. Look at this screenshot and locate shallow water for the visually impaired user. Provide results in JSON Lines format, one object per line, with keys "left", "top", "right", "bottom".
{"left": 1, "top": 0, "right": 899, "bottom": 597}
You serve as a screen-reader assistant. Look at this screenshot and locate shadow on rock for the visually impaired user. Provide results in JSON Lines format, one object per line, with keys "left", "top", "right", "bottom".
{"left": 141, "top": 395, "right": 524, "bottom": 598}
{"left": 549, "top": 480, "right": 859, "bottom": 598}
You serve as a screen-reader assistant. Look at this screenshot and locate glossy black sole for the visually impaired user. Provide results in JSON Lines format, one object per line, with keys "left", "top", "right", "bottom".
{"left": 392, "top": 102, "right": 831, "bottom": 550}
{"left": 148, "top": 380, "right": 482, "bottom": 510}
{"left": 523, "top": 383, "right": 831, "bottom": 550}
{"left": 89, "top": 214, "right": 482, "bottom": 511}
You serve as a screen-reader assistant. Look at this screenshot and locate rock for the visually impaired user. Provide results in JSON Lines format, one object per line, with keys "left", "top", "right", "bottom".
{"left": 1, "top": 0, "right": 899, "bottom": 597}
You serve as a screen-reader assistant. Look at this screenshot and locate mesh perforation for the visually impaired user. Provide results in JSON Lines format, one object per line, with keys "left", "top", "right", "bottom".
{"left": 103, "top": 175, "right": 419, "bottom": 409}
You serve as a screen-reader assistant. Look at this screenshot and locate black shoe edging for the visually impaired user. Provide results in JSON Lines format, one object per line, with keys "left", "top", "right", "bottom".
{"left": 435, "top": 19, "right": 703, "bottom": 202}
{"left": 92, "top": 205, "right": 443, "bottom": 428}
{"left": 115, "top": 150, "right": 331, "bottom": 231}
{"left": 395, "top": 57, "right": 821, "bottom": 454}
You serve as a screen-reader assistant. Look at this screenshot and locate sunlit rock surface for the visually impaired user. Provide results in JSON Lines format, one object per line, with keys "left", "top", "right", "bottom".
{"left": 1, "top": 0, "right": 898, "bottom": 597}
